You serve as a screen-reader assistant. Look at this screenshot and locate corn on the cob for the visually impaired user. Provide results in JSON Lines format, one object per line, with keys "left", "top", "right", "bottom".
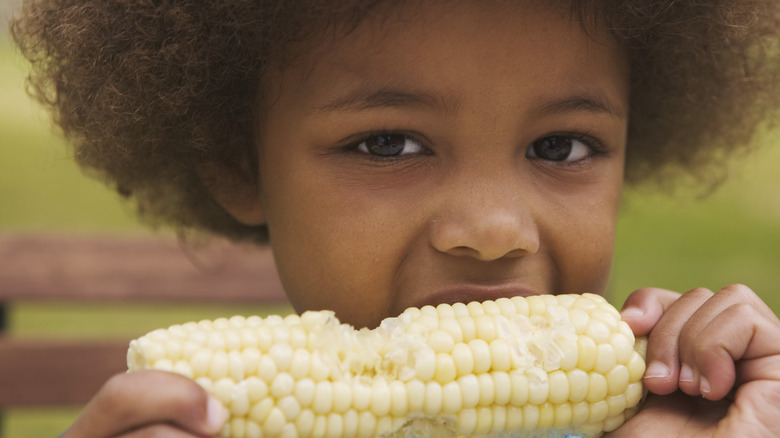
{"left": 127, "top": 293, "right": 646, "bottom": 438}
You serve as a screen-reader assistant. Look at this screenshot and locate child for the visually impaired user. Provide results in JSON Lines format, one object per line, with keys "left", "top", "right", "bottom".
{"left": 11, "top": 0, "right": 780, "bottom": 436}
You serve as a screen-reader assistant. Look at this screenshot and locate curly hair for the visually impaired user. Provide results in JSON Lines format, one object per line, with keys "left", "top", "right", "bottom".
{"left": 10, "top": 0, "right": 780, "bottom": 243}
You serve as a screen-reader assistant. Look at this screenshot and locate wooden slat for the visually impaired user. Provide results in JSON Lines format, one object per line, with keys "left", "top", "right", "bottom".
{"left": 0, "top": 338, "right": 129, "bottom": 406}
{"left": 0, "top": 233, "right": 288, "bottom": 304}
{"left": 0, "top": 232, "right": 292, "bottom": 410}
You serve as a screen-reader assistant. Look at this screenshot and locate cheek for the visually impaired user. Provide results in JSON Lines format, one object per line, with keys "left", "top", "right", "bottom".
{"left": 548, "top": 184, "right": 621, "bottom": 293}
{"left": 261, "top": 176, "right": 411, "bottom": 327}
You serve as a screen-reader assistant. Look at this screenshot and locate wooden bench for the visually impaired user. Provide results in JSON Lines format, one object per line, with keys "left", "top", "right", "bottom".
{"left": 0, "top": 233, "right": 289, "bottom": 408}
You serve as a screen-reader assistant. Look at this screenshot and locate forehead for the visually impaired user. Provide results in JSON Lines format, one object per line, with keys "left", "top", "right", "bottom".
{"left": 261, "top": 0, "right": 628, "bottom": 119}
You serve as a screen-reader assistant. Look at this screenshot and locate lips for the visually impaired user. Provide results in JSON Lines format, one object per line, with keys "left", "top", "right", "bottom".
{"left": 410, "top": 284, "right": 542, "bottom": 309}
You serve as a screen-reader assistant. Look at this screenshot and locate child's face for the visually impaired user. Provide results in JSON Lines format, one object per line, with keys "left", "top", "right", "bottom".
{"left": 244, "top": 1, "right": 629, "bottom": 328}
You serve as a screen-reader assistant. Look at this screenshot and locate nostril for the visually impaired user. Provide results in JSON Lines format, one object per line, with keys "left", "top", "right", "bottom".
{"left": 429, "top": 209, "right": 540, "bottom": 261}
{"left": 444, "top": 244, "right": 528, "bottom": 261}
{"left": 474, "top": 245, "right": 531, "bottom": 261}
{"left": 448, "top": 246, "right": 479, "bottom": 257}
{"left": 502, "top": 248, "right": 527, "bottom": 258}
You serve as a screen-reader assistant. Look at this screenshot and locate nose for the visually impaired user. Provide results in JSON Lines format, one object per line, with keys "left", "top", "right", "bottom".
{"left": 429, "top": 177, "right": 540, "bottom": 261}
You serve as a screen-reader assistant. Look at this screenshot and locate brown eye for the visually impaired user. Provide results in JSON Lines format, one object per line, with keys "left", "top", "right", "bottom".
{"left": 527, "top": 136, "right": 590, "bottom": 162}
{"left": 356, "top": 134, "right": 424, "bottom": 157}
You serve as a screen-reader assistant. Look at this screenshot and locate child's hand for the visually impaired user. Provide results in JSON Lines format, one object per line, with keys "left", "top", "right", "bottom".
{"left": 62, "top": 370, "right": 225, "bottom": 437}
{"left": 607, "top": 284, "right": 780, "bottom": 437}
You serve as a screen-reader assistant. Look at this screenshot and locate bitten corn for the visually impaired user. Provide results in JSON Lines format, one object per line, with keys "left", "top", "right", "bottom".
{"left": 127, "top": 293, "right": 646, "bottom": 438}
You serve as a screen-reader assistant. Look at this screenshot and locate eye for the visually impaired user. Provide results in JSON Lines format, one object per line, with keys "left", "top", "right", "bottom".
{"left": 354, "top": 133, "right": 425, "bottom": 157}
{"left": 526, "top": 135, "right": 592, "bottom": 162}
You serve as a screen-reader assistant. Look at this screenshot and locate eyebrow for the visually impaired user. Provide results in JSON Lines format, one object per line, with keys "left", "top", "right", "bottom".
{"left": 315, "top": 86, "right": 625, "bottom": 119}
{"left": 535, "top": 94, "right": 626, "bottom": 119}
{"left": 315, "top": 87, "right": 456, "bottom": 114}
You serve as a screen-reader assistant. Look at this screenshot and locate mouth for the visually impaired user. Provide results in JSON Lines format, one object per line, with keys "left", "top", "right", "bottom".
{"left": 410, "top": 284, "right": 542, "bottom": 309}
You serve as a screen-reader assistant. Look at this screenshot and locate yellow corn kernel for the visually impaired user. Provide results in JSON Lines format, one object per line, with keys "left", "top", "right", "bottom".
{"left": 128, "top": 293, "right": 646, "bottom": 438}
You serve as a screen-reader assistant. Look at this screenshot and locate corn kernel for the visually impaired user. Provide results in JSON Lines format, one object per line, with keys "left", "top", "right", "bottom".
{"left": 127, "top": 293, "right": 647, "bottom": 438}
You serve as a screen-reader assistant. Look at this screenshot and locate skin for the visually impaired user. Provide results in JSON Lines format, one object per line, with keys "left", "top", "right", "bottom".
{"left": 249, "top": 0, "right": 629, "bottom": 329}
{"left": 615, "top": 285, "right": 780, "bottom": 437}
{"left": 60, "top": 1, "right": 780, "bottom": 437}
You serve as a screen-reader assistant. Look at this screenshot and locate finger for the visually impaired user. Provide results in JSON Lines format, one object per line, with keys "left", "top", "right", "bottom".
{"left": 690, "top": 304, "right": 779, "bottom": 399}
{"left": 684, "top": 304, "right": 764, "bottom": 400}
{"left": 697, "top": 302, "right": 780, "bottom": 438}
{"left": 719, "top": 283, "right": 780, "bottom": 324}
{"left": 65, "top": 370, "right": 226, "bottom": 438}
{"left": 641, "top": 287, "right": 714, "bottom": 396}
{"left": 619, "top": 287, "right": 681, "bottom": 336}
{"left": 678, "top": 284, "right": 780, "bottom": 398}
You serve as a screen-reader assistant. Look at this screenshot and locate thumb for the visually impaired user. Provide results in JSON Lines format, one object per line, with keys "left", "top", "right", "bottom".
{"left": 66, "top": 370, "right": 226, "bottom": 437}
{"left": 618, "top": 287, "right": 681, "bottom": 336}
{"left": 201, "top": 395, "right": 229, "bottom": 436}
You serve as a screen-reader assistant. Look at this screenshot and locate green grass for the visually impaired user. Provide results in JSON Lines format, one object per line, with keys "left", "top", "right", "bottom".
{"left": 609, "top": 147, "right": 780, "bottom": 311}
{"left": 0, "top": 39, "right": 144, "bottom": 232}
{"left": 2, "top": 35, "right": 780, "bottom": 437}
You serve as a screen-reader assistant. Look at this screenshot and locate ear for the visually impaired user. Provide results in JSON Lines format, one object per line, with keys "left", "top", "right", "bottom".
{"left": 197, "top": 162, "right": 266, "bottom": 225}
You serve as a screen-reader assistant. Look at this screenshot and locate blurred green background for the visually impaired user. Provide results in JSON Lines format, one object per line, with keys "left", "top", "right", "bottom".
{"left": 2, "top": 9, "right": 779, "bottom": 437}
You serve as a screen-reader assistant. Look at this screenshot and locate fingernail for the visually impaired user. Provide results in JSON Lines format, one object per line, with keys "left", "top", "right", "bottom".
{"left": 679, "top": 363, "right": 694, "bottom": 383}
{"left": 620, "top": 306, "right": 644, "bottom": 318}
{"left": 205, "top": 396, "right": 226, "bottom": 432}
{"left": 644, "top": 360, "right": 671, "bottom": 379}
{"left": 700, "top": 376, "right": 711, "bottom": 394}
